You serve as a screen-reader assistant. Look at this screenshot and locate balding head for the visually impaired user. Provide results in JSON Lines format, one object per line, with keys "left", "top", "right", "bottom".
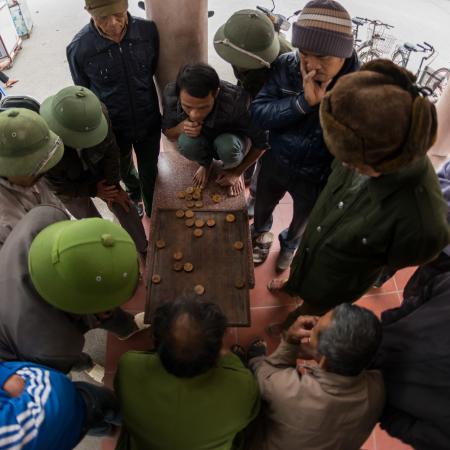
{"left": 153, "top": 296, "right": 226, "bottom": 377}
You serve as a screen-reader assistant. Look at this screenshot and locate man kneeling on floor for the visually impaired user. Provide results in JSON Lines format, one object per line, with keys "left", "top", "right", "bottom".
{"left": 248, "top": 303, "right": 384, "bottom": 450}
{"left": 162, "top": 63, "right": 269, "bottom": 196}
{"left": 115, "top": 296, "right": 260, "bottom": 450}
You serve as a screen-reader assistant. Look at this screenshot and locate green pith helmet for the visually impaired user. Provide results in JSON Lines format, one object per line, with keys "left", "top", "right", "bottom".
{"left": 84, "top": 0, "right": 128, "bottom": 17}
{"left": 214, "top": 9, "right": 281, "bottom": 70}
{"left": 28, "top": 218, "right": 139, "bottom": 315}
{"left": 40, "top": 86, "right": 108, "bottom": 149}
{"left": 0, "top": 108, "right": 64, "bottom": 178}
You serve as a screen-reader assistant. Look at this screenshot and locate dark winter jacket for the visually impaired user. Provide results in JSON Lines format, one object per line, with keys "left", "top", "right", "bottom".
{"left": 285, "top": 157, "right": 450, "bottom": 311}
{"left": 45, "top": 107, "right": 120, "bottom": 199}
{"left": 250, "top": 50, "right": 359, "bottom": 183}
{"left": 66, "top": 14, "right": 161, "bottom": 142}
{"left": 162, "top": 80, "right": 269, "bottom": 150}
{"left": 373, "top": 253, "right": 450, "bottom": 450}
{"left": 0, "top": 206, "right": 89, "bottom": 373}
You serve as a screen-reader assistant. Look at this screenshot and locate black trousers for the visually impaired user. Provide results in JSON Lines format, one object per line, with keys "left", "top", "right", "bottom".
{"left": 116, "top": 130, "right": 161, "bottom": 216}
{"left": 253, "top": 152, "right": 321, "bottom": 252}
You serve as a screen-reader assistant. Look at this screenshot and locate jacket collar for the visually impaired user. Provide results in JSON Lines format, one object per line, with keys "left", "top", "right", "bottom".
{"left": 301, "top": 363, "right": 366, "bottom": 395}
{"left": 368, "top": 156, "right": 429, "bottom": 202}
{"left": 331, "top": 157, "right": 429, "bottom": 202}
{"left": 89, "top": 13, "right": 138, "bottom": 50}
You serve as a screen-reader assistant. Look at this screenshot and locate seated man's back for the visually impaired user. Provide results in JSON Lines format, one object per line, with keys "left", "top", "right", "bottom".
{"left": 115, "top": 296, "right": 260, "bottom": 450}
{"left": 249, "top": 303, "right": 384, "bottom": 450}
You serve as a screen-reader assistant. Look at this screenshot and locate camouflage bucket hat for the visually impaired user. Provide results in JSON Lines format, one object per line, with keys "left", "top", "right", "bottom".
{"left": 0, "top": 108, "right": 64, "bottom": 178}
{"left": 85, "top": 0, "right": 128, "bottom": 17}
{"left": 40, "top": 86, "right": 108, "bottom": 149}
{"left": 214, "top": 9, "right": 280, "bottom": 70}
{"left": 28, "top": 217, "right": 139, "bottom": 315}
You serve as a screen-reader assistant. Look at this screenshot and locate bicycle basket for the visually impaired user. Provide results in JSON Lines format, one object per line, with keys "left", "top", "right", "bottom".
{"left": 373, "top": 34, "right": 397, "bottom": 56}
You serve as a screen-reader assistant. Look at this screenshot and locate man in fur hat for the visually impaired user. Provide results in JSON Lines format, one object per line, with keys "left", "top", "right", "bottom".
{"left": 270, "top": 60, "right": 450, "bottom": 324}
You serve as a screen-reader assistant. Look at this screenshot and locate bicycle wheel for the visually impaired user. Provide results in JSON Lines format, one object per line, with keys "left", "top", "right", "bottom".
{"left": 358, "top": 50, "right": 380, "bottom": 64}
{"left": 426, "top": 68, "right": 450, "bottom": 103}
{"left": 391, "top": 49, "right": 407, "bottom": 67}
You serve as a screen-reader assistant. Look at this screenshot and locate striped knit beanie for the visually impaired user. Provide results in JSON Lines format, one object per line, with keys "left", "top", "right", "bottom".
{"left": 292, "top": 0, "right": 353, "bottom": 58}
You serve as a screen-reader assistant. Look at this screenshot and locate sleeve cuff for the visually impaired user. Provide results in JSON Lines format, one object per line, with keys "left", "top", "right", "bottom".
{"left": 295, "top": 95, "right": 314, "bottom": 115}
{"left": 0, "top": 365, "right": 19, "bottom": 390}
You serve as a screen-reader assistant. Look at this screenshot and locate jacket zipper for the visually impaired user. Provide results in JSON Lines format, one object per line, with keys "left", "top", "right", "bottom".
{"left": 118, "top": 44, "right": 138, "bottom": 140}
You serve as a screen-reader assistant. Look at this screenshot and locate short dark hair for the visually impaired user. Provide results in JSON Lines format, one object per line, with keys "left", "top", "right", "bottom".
{"left": 317, "top": 303, "right": 382, "bottom": 376}
{"left": 175, "top": 63, "right": 220, "bottom": 98}
{"left": 152, "top": 295, "right": 226, "bottom": 378}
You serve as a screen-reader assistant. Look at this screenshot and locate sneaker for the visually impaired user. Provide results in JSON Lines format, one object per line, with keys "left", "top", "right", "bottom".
{"left": 276, "top": 247, "right": 295, "bottom": 273}
{"left": 117, "top": 312, "right": 150, "bottom": 341}
{"left": 84, "top": 363, "right": 105, "bottom": 384}
{"left": 247, "top": 195, "right": 256, "bottom": 219}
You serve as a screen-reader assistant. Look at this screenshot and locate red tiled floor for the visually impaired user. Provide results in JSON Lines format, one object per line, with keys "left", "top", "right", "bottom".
{"left": 356, "top": 292, "right": 401, "bottom": 319}
{"left": 373, "top": 425, "right": 412, "bottom": 450}
{"left": 394, "top": 266, "right": 417, "bottom": 290}
{"left": 103, "top": 188, "right": 414, "bottom": 450}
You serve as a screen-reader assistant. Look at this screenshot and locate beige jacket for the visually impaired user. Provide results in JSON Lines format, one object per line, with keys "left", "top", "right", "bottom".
{"left": 249, "top": 341, "right": 385, "bottom": 450}
{"left": 0, "top": 177, "right": 64, "bottom": 249}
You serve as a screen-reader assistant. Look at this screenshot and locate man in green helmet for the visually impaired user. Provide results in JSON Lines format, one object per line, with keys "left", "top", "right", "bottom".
{"left": 0, "top": 205, "right": 148, "bottom": 374}
{"left": 214, "top": 9, "right": 293, "bottom": 100}
{"left": 41, "top": 85, "right": 147, "bottom": 257}
{"left": 0, "top": 108, "right": 65, "bottom": 249}
{"left": 214, "top": 9, "right": 293, "bottom": 213}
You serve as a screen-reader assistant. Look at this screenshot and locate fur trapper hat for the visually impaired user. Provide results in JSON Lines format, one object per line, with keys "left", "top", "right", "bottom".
{"left": 319, "top": 59, "right": 437, "bottom": 173}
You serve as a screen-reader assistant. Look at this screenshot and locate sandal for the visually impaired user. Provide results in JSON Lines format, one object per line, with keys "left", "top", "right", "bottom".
{"left": 267, "top": 278, "right": 288, "bottom": 292}
{"left": 230, "top": 344, "right": 247, "bottom": 365}
{"left": 247, "top": 338, "right": 267, "bottom": 361}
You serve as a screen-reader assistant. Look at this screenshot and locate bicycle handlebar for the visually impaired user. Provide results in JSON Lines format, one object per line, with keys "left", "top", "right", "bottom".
{"left": 256, "top": 5, "right": 271, "bottom": 15}
{"left": 423, "top": 41, "right": 433, "bottom": 51}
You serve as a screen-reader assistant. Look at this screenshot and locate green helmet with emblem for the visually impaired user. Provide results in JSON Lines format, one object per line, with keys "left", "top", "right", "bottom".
{"left": 214, "top": 9, "right": 281, "bottom": 70}
{"left": 40, "top": 86, "right": 108, "bottom": 149}
{"left": 28, "top": 217, "right": 139, "bottom": 315}
{"left": 0, "top": 108, "right": 64, "bottom": 178}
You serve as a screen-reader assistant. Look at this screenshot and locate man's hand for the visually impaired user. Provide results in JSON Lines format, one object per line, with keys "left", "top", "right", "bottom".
{"left": 286, "top": 315, "right": 319, "bottom": 345}
{"left": 300, "top": 59, "right": 331, "bottom": 107}
{"left": 96, "top": 180, "right": 119, "bottom": 202}
{"left": 183, "top": 120, "right": 202, "bottom": 138}
{"left": 3, "top": 374, "right": 25, "bottom": 398}
{"left": 112, "top": 188, "right": 132, "bottom": 213}
{"left": 193, "top": 165, "right": 211, "bottom": 188}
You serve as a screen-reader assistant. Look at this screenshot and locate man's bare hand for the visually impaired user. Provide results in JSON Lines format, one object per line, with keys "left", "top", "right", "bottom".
{"left": 112, "top": 188, "right": 132, "bottom": 213}
{"left": 193, "top": 165, "right": 211, "bottom": 188}
{"left": 3, "top": 374, "right": 25, "bottom": 398}
{"left": 300, "top": 59, "right": 331, "bottom": 107}
{"left": 286, "top": 315, "right": 319, "bottom": 345}
{"left": 183, "top": 120, "right": 202, "bottom": 138}
{"left": 96, "top": 180, "right": 119, "bottom": 202}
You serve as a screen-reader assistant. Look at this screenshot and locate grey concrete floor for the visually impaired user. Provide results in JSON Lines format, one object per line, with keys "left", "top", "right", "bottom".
{"left": 2, "top": 1, "right": 449, "bottom": 449}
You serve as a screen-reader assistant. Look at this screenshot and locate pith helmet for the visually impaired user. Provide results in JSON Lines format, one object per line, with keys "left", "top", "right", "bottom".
{"left": 0, "top": 108, "right": 64, "bottom": 178}
{"left": 85, "top": 0, "right": 128, "bottom": 17}
{"left": 28, "top": 218, "right": 139, "bottom": 315}
{"left": 214, "top": 9, "right": 280, "bottom": 70}
{"left": 40, "top": 86, "right": 108, "bottom": 149}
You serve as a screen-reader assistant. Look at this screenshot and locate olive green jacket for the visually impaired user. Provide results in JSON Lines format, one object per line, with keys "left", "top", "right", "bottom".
{"left": 285, "top": 157, "right": 450, "bottom": 312}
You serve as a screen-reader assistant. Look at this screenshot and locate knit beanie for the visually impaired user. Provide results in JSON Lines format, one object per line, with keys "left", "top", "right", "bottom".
{"left": 320, "top": 59, "right": 438, "bottom": 173}
{"left": 292, "top": 0, "right": 353, "bottom": 58}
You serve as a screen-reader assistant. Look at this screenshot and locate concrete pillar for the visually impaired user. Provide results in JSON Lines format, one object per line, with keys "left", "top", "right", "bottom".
{"left": 430, "top": 83, "right": 450, "bottom": 161}
{"left": 145, "top": 0, "right": 208, "bottom": 91}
